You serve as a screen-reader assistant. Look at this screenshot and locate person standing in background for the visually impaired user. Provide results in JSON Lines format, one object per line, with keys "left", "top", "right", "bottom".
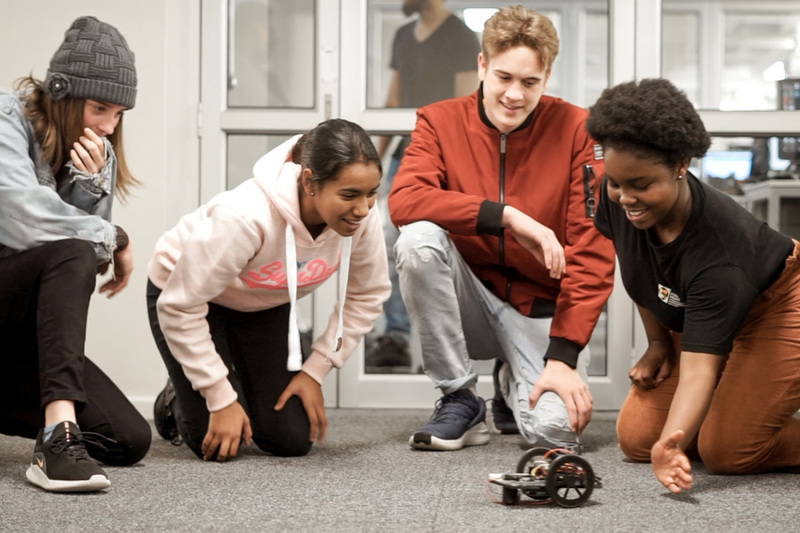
{"left": 366, "top": 0, "right": 480, "bottom": 372}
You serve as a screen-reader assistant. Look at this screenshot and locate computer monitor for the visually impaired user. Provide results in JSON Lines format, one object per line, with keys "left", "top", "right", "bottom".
{"left": 701, "top": 150, "right": 754, "bottom": 181}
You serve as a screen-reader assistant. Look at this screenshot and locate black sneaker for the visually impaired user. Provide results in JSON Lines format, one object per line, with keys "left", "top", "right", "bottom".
{"left": 491, "top": 360, "right": 519, "bottom": 434}
{"left": 25, "top": 421, "right": 110, "bottom": 492}
{"left": 409, "top": 389, "right": 490, "bottom": 450}
{"left": 365, "top": 334, "right": 411, "bottom": 373}
{"left": 154, "top": 379, "right": 182, "bottom": 445}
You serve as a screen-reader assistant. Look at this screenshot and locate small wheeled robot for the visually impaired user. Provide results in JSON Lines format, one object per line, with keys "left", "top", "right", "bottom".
{"left": 489, "top": 447, "right": 602, "bottom": 508}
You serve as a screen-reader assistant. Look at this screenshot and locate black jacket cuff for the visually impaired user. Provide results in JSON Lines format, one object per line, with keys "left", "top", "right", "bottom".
{"left": 543, "top": 337, "right": 582, "bottom": 368}
{"left": 477, "top": 200, "right": 505, "bottom": 236}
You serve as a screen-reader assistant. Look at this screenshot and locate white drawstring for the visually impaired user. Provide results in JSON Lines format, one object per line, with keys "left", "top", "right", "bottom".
{"left": 285, "top": 224, "right": 302, "bottom": 371}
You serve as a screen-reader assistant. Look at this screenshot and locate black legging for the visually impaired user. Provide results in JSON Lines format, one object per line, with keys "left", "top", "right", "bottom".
{"left": 146, "top": 279, "right": 312, "bottom": 459}
{"left": 0, "top": 239, "right": 151, "bottom": 466}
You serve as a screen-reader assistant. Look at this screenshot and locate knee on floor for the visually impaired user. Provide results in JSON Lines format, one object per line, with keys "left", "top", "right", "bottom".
{"left": 697, "top": 435, "right": 763, "bottom": 475}
{"left": 616, "top": 414, "right": 658, "bottom": 463}
{"left": 98, "top": 419, "right": 152, "bottom": 466}
{"left": 252, "top": 430, "right": 313, "bottom": 457}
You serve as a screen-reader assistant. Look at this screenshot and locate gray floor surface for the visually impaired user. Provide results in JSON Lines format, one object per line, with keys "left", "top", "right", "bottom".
{"left": 1, "top": 409, "right": 799, "bottom": 532}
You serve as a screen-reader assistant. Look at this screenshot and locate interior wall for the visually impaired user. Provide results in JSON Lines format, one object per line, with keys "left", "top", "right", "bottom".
{"left": 0, "top": 1, "right": 200, "bottom": 416}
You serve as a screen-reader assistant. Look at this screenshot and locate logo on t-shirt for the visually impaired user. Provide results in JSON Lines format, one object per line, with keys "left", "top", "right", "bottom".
{"left": 593, "top": 144, "right": 604, "bottom": 160}
{"left": 657, "top": 284, "right": 684, "bottom": 307}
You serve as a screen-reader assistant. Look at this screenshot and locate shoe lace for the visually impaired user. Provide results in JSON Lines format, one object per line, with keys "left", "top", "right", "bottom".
{"left": 429, "top": 393, "right": 478, "bottom": 424}
{"left": 49, "top": 430, "right": 115, "bottom": 459}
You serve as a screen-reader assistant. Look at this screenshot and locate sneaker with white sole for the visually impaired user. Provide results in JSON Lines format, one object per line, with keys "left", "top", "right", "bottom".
{"left": 409, "top": 389, "right": 490, "bottom": 451}
{"left": 26, "top": 420, "right": 110, "bottom": 492}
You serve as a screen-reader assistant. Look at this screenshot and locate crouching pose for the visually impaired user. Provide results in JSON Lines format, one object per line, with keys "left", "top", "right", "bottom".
{"left": 389, "top": 6, "right": 614, "bottom": 452}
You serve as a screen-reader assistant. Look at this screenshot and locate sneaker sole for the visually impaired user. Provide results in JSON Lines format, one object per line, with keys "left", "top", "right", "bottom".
{"left": 26, "top": 465, "right": 110, "bottom": 492}
{"left": 408, "top": 422, "right": 491, "bottom": 451}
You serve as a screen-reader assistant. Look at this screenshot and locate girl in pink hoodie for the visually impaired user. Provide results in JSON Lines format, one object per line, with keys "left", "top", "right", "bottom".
{"left": 146, "top": 119, "right": 390, "bottom": 461}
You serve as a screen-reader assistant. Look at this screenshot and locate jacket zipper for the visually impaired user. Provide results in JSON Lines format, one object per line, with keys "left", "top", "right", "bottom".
{"left": 500, "top": 133, "right": 512, "bottom": 299}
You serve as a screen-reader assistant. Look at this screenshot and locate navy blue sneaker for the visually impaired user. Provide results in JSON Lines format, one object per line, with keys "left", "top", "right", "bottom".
{"left": 409, "top": 389, "right": 490, "bottom": 450}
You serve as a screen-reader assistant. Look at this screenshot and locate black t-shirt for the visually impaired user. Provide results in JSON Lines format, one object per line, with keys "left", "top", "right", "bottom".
{"left": 390, "top": 14, "right": 480, "bottom": 109}
{"left": 595, "top": 173, "right": 794, "bottom": 355}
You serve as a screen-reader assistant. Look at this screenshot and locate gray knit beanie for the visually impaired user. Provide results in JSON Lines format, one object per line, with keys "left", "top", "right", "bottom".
{"left": 44, "top": 16, "right": 137, "bottom": 109}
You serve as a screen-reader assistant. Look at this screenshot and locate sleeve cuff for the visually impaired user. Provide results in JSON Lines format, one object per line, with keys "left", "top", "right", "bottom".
{"left": 301, "top": 351, "right": 335, "bottom": 385}
{"left": 543, "top": 337, "right": 582, "bottom": 368}
{"left": 201, "top": 378, "right": 238, "bottom": 413}
{"left": 114, "top": 225, "right": 129, "bottom": 251}
{"left": 65, "top": 163, "right": 113, "bottom": 196}
{"left": 477, "top": 200, "right": 505, "bottom": 236}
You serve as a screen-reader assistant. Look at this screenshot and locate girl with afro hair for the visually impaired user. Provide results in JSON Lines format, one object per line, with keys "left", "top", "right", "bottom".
{"left": 588, "top": 78, "right": 800, "bottom": 493}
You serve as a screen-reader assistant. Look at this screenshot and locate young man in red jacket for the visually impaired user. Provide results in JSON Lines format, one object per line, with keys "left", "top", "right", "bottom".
{"left": 389, "top": 6, "right": 615, "bottom": 451}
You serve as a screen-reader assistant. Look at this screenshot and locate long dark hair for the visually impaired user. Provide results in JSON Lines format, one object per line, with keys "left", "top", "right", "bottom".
{"left": 291, "top": 118, "right": 381, "bottom": 187}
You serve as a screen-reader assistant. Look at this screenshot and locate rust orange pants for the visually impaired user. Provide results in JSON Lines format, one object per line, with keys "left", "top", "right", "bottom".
{"left": 617, "top": 241, "right": 800, "bottom": 474}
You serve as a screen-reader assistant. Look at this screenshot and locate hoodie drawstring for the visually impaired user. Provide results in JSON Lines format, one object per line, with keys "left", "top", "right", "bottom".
{"left": 284, "top": 225, "right": 353, "bottom": 372}
{"left": 285, "top": 224, "right": 302, "bottom": 371}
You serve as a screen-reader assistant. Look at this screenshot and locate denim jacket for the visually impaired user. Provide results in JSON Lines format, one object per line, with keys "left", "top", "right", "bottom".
{"left": 0, "top": 90, "right": 117, "bottom": 263}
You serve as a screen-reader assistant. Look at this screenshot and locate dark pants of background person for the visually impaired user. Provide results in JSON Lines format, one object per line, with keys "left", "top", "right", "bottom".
{"left": 617, "top": 241, "right": 800, "bottom": 475}
{"left": 0, "top": 239, "right": 151, "bottom": 466}
{"left": 146, "top": 279, "right": 312, "bottom": 459}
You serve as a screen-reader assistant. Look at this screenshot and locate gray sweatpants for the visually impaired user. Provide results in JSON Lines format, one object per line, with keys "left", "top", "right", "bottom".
{"left": 394, "top": 221, "right": 589, "bottom": 448}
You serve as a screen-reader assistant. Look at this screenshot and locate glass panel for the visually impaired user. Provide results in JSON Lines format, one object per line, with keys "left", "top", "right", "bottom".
{"left": 227, "top": 133, "right": 292, "bottom": 189}
{"left": 228, "top": 0, "right": 315, "bottom": 108}
{"left": 664, "top": 0, "right": 800, "bottom": 110}
{"left": 722, "top": 11, "right": 800, "bottom": 110}
{"left": 365, "top": 1, "right": 612, "bottom": 109}
{"left": 662, "top": 11, "right": 700, "bottom": 106}
{"left": 365, "top": 2, "right": 482, "bottom": 109}
{"left": 584, "top": 11, "right": 609, "bottom": 108}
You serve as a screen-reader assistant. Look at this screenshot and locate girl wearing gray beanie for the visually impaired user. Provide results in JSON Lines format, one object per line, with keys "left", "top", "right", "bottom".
{"left": 0, "top": 15, "right": 150, "bottom": 493}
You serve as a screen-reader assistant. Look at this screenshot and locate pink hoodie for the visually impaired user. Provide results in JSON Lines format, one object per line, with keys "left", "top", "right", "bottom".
{"left": 148, "top": 136, "right": 390, "bottom": 412}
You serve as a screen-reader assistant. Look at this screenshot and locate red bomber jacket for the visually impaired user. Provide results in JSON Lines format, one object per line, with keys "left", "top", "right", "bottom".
{"left": 388, "top": 89, "right": 615, "bottom": 368}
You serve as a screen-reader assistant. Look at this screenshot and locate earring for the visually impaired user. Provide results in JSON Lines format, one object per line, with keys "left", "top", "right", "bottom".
{"left": 677, "top": 175, "right": 684, "bottom": 180}
{"left": 310, "top": 191, "right": 315, "bottom": 196}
